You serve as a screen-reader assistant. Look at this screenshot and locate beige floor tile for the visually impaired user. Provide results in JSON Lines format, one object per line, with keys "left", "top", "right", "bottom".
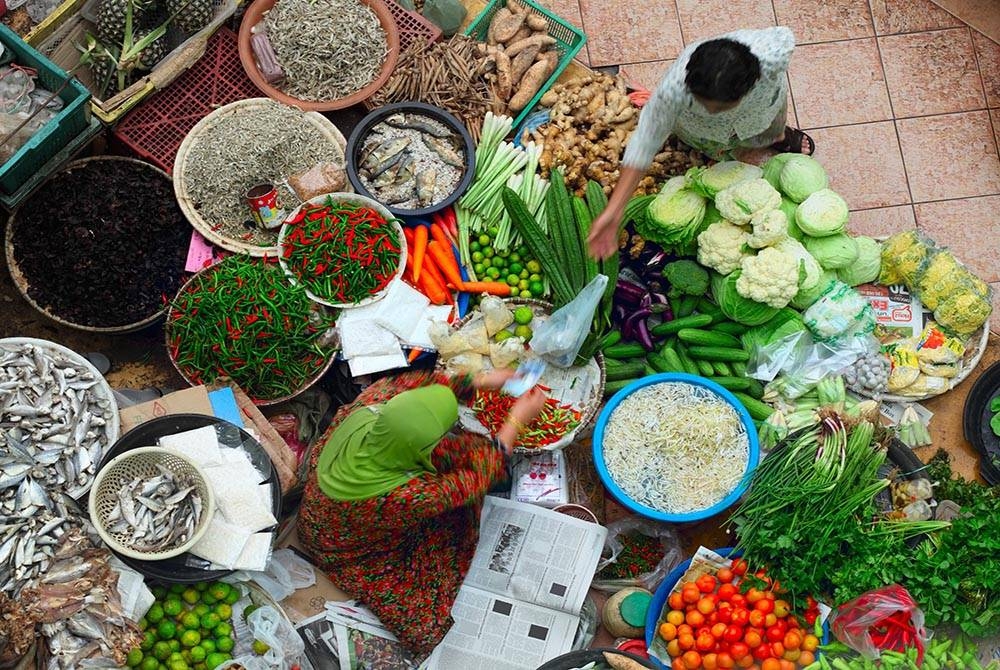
{"left": 772, "top": 0, "right": 874, "bottom": 44}
{"left": 807, "top": 122, "right": 911, "bottom": 209}
{"left": 990, "top": 283, "right": 1000, "bottom": 334}
{"left": 869, "top": 0, "right": 963, "bottom": 35}
{"left": 847, "top": 205, "right": 917, "bottom": 237}
{"left": 618, "top": 60, "right": 673, "bottom": 91}
{"left": 879, "top": 28, "right": 985, "bottom": 117}
{"left": 578, "top": 0, "right": 683, "bottom": 66}
{"left": 972, "top": 31, "right": 1000, "bottom": 108}
{"left": 675, "top": 0, "right": 775, "bottom": 44}
{"left": 992, "top": 109, "right": 1000, "bottom": 153}
{"left": 788, "top": 39, "right": 892, "bottom": 128}
{"left": 532, "top": 0, "right": 588, "bottom": 63}
{"left": 897, "top": 111, "right": 1000, "bottom": 201}
{"left": 915, "top": 195, "right": 1000, "bottom": 282}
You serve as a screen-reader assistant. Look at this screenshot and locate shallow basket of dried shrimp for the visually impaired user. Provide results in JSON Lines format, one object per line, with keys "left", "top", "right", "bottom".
{"left": 88, "top": 447, "right": 215, "bottom": 561}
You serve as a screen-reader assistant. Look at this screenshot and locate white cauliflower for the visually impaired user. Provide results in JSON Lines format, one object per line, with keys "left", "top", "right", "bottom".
{"left": 773, "top": 237, "right": 822, "bottom": 291}
{"left": 736, "top": 247, "right": 799, "bottom": 308}
{"left": 714, "top": 178, "right": 782, "bottom": 225}
{"left": 697, "top": 221, "right": 752, "bottom": 275}
{"left": 747, "top": 209, "right": 788, "bottom": 249}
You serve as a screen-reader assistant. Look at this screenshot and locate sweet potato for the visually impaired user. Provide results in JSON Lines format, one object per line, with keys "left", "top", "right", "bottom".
{"left": 508, "top": 58, "right": 554, "bottom": 112}
{"left": 525, "top": 13, "right": 547, "bottom": 31}
{"left": 493, "top": 10, "right": 526, "bottom": 43}
{"left": 506, "top": 24, "right": 532, "bottom": 45}
{"left": 603, "top": 652, "right": 647, "bottom": 670}
{"left": 495, "top": 50, "right": 513, "bottom": 101}
{"left": 504, "top": 34, "right": 556, "bottom": 57}
{"left": 509, "top": 45, "right": 539, "bottom": 83}
{"left": 487, "top": 7, "right": 512, "bottom": 45}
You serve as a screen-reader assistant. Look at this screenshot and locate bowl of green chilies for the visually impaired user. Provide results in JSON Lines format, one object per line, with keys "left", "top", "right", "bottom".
{"left": 165, "top": 255, "right": 338, "bottom": 405}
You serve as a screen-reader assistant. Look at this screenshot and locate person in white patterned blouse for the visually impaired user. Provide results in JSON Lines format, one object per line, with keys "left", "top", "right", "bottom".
{"left": 588, "top": 27, "right": 814, "bottom": 260}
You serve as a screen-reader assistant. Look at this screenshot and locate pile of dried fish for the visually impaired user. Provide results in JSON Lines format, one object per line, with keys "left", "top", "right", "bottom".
{"left": 21, "top": 529, "right": 143, "bottom": 670}
{"left": 183, "top": 100, "right": 346, "bottom": 246}
{"left": 263, "top": 0, "right": 388, "bottom": 102}
{"left": 367, "top": 35, "right": 496, "bottom": 142}
{"left": 0, "top": 496, "right": 85, "bottom": 597}
{"left": 0, "top": 590, "right": 38, "bottom": 666}
{"left": 103, "top": 464, "right": 203, "bottom": 553}
{"left": 358, "top": 113, "right": 466, "bottom": 209}
{"left": 0, "top": 341, "right": 116, "bottom": 507}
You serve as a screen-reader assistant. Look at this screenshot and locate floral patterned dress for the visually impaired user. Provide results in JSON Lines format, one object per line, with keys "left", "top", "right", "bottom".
{"left": 297, "top": 370, "right": 508, "bottom": 655}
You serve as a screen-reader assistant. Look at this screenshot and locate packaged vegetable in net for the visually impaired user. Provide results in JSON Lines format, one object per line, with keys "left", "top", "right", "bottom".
{"left": 592, "top": 516, "right": 683, "bottom": 593}
{"left": 934, "top": 289, "right": 992, "bottom": 337}
{"left": 803, "top": 280, "right": 875, "bottom": 344}
{"left": 879, "top": 230, "right": 935, "bottom": 288}
{"left": 830, "top": 585, "right": 929, "bottom": 664}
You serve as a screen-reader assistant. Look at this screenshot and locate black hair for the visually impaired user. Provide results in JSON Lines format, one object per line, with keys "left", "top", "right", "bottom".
{"left": 685, "top": 38, "right": 761, "bottom": 103}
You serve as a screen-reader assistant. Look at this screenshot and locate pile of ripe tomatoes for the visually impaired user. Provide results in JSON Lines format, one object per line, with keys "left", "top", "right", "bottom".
{"left": 657, "top": 558, "right": 821, "bottom": 670}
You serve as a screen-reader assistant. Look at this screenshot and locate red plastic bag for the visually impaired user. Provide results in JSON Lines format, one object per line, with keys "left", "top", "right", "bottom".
{"left": 830, "top": 585, "right": 929, "bottom": 663}
{"left": 268, "top": 413, "right": 307, "bottom": 465}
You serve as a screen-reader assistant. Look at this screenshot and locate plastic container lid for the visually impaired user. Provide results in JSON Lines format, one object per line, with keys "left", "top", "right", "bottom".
{"left": 620, "top": 591, "right": 652, "bottom": 628}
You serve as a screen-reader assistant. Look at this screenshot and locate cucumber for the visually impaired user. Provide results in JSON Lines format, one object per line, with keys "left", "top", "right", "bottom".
{"left": 599, "top": 331, "right": 622, "bottom": 350}
{"left": 696, "top": 298, "right": 722, "bottom": 317}
{"left": 648, "top": 353, "right": 682, "bottom": 373}
{"left": 677, "top": 328, "right": 742, "bottom": 348}
{"left": 650, "top": 314, "right": 712, "bottom": 337}
{"left": 712, "top": 321, "right": 748, "bottom": 336}
{"left": 675, "top": 343, "right": 700, "bottom": 376}
{"left": 732, "top": 361, "right": 748, "bottom": 377}
{"left": 677, "top": 295, "right": 699, "bottom": 317}
{"left": 745, "top": 379, "right": 765, "bottom": 400}
{"left": 660, "top": 336, "right": 677, "bottom": 352}
{"left": 711, "top": 361, "right": 732, "bottom": 376}
{"left": 659, "top": 347, "right": 684, "bottom": 372}
{"left": 603, "top": 379, "right": 635, "bottom": 397}
{"left": 605, "top": 360, "right": 646, "bottom": 381}
{"left": 603, "top": 343, "right": 648, "bottom": 359}
{"left": 695, "top": 359, "right": 715, "bottom": 377}
{"left": 687, "top": 346, "right": 751, "bottom": 362}
{"left": 709, "top": 377, "right": 751, "bottom": 392}
{"left": 733, "top": 392, "right": 773, "bottom": 421}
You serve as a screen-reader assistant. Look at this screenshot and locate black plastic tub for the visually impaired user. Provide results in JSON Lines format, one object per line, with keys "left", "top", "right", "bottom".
{"left": 96, "top": 414, "right": 282, "bottom": 583}
{"left": 963, "top": 360, "right": 1000, "bottom": 485}
{"left": 345, "top": 101, "right": 475, "bottom": 218}
{"left": 537, "top": 648, "right": 655, "bottom": 670}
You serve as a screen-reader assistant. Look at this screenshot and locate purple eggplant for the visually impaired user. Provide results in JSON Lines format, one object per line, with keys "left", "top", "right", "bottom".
{"left": 645, "top": 251, "right": 670, "bottom": 273}
{"left": 635, "top": 319, "right": 656, "bottom": 351}
{"left": 623, "top": 308, "right": 653, "bottom": 343}
{"left": 649, "top": 292, "right": 669, "bottom": 305}
{"left": 640, "top": 293, "right": 653, "bottom": 309}
{"left": 613, "top": 304, "right": 628, "bottom": 325}
{"left": 615, "top": 280, "right": 647, "bottom": 305}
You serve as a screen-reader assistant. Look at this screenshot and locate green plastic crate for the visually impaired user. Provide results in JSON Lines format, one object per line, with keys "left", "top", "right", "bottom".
{"left": 0, "top": 23, "right": 91, "bottom": 195}
{"left": 464, "top": 0, "right": 586, "bottom": 129}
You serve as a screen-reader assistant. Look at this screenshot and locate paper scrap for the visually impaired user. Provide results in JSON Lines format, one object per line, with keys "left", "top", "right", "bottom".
{"left": 402, "top": 304, "right": 454, "bottom": 350}
{"left": 347, "top": 350, "right": 408, "bottom": 377}
{"left": 190, "top": 513, "right": 252, "bottom": 568}
{"left": 158, "top": 425, "right": 224, "bottom": 467}
{"left": 374, "top": 280, "right": 430, "bottom": 340}
{"left": 230, "top": 533, "right": 273, "bottom": 571}
{"left": 339, "top": 319, "right": 402, "bottom": 359}
{"left": 185, "top": 230, "right": 219, "bottom": 273}
{"left": 208, "top": 388, "right": 244, "bottom": 428}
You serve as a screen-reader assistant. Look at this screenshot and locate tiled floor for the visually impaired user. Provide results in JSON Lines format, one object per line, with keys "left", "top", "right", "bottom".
{"left": 537, "top": 0, "right": 1000, "bottom": 332}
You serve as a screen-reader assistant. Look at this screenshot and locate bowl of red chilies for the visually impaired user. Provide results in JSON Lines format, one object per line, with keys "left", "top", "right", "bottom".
{"left": 277, "top": 192, "right": 407, "bottom": 308}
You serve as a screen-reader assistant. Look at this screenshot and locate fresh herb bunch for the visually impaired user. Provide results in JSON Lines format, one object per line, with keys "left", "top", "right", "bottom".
{"left": 924, "top": 449, "right": 999, "bottom": 507}
{"left": 596, "top": 532, "right": 663, "bottom": 580}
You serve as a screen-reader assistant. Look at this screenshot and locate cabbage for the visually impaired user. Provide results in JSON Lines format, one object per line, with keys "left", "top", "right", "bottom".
{"left": 804, "top": 233, "right": 859, "bottom": 270}
{"left": 791, "top": 269, "right": 837, "bottom": 310}
{"left": 740, "top": 307, "right": 805, "bottom": 351}
{"left": 711, "top": 271, "right": 780, "bottom": 326}
{"left": 779, "top": 155, "right": 829, "bottom": 202}
{"left": 639, "top": 176, "right": 707, "bottom": 248}
{"left": 686, "top": 161, "right": 762, "bottom": 198}
{"left": 762, "top": 153, "right": 796, "bottom": 191}
{"left": 795, "top": 189, "right": 848, "bottom": 237}
{"left": 778, "top": 197, "right": 802, "bottom": 240}
{"left": 837, "top": 236, "right": 882, "bottom": 286}
{"left": 714, "top": 179, "right": 782, "bottom": 225}
{"left": 703, "top": 201, "right": 722, "bottom": 226}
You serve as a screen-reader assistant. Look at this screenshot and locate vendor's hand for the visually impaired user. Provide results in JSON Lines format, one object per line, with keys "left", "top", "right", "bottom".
{"left": 509, "top": 387, "right": 546, "bottom": 426}
{"left": 474, "top": 368, "right": 516, "bottom": 390}
{"left": 587, "top": 208, "right": 623, "bottom": 260}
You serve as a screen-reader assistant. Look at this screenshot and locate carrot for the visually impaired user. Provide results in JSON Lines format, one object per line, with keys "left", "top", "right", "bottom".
{"left": 411, "top": 224, "right": 428, "bottom": 282}
{"left": 429, "top": 221, "right": 451, "bottom": 250}
{"left": 421, "top": 252, "right": 449, "bottom": 296}
{"left": 407, "top": 348, "right": 422, "bottom": 363}
{"left": 427, "top": 240, "right": 464, "bottom": 288}
{"left": 459, "top": 281, "right": 514, "bottom": 297}
{"left": 417, "top": 266, "right": 450, "bottom": 305}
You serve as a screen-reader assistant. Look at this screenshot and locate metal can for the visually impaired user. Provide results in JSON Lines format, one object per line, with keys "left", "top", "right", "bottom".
{"left": 245, "top": 183, "right": 286, "bottom": 230}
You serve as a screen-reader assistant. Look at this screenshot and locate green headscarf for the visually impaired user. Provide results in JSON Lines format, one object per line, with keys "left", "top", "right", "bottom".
{"left": 317, "top": 384, "right": 459, "bottom": 501}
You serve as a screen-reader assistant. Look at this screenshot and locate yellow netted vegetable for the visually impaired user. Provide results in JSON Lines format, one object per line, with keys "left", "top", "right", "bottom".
{"left": 916, "top": 251, "right": 966, "bottom": 310}
{"left": 934, "top": 291, "right": 992, "bottom": 336}
{"left": 879, "top": 230, "right": 934, "bottom": 286}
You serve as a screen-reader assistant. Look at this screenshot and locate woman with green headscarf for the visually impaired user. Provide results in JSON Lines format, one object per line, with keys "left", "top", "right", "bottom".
{"left": 297, "top": 368, "right": 545, "bottom": 657}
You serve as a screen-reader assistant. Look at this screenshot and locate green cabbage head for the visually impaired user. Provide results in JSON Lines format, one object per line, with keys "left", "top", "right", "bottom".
{"left": 711, "top": 271, "right": 780, "bottom": 326}
{"left": 804, "top": 233, "right": 859, "bottom": 270}
{"left": 779, "top": 155, "right": 829, "bottom": 202}
{"left": 795, "top": 189, "right": 848, "bottom": 237}
{"left": 639, "top": 176, "right": 708, "bottom": 248}
{"left": 762, "top": 153, "right": 796, "bottom": 191}
{"left": 791, "top": 269, "right": 837, "bottom": 310}
{"left": 686, "top": 161, "right": 763, "bottom": 198}
{"left": 837, "top": 236, "right": 882, "bottom": 286}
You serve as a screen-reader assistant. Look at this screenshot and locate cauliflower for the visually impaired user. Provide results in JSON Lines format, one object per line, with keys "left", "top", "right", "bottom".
{"left": 747, "top": 209, "right": 788, "bottom": 249}
{"left": 697, "top": 221, "right": 752, "bottom": 275}
{"left": 714, "top": 178, "right": 782, "bottom": 225}
{"left": 773, "top": 237, "right": 822, "bottom": 290}
{"left": 736, "top": 247, "right": 799, "bottom": 308}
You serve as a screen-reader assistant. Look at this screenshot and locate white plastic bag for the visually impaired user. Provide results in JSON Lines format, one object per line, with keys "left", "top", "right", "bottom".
{"left": 530, "top": 275, "right": 608, "bottom": 368}
{"left": 592, "top": 516, "right": 684, "bottom": 593}
{"left": 246, "top": 548, "right": 317, "bottom": 602}
{"left": 248, "top": 606, "right": 309, "bottom": 669}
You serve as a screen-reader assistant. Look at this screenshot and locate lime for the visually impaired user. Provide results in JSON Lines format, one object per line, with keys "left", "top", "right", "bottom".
{"left": 169, "top": 653, "right": 185, "bottom": 664}
{"left": 213, "top": 623, "right": 233, "bottom": 639}
{"left": 493, "top": 330, "right": 515, "bottom": 343}
{"left": 473, "top": 263, "right": 485, "bottom": 276}
{"left": 206, "top": 653, "right": 229, "bottom": 670}
{"left": 141, "top": 657, "right": 159, "bottom": 670}
{"left": 151, "top": 586, "right": 167, "bottom": 600}
{"left": 488, "top": 226, "right": 499, "bottom": 237}
{"left": 482, "top": 247, "right": 495, "bottom": 259}
{"left": 513, "top": 307, "right": 533, "bottom": 325}
{"left": 516, "top": 245, "right": 528, "bottom": 257}
{"left": 199, "top": 592, "right": 217, "bottom": 606}
{"left": 127, "top": 648, "right": 144, "bottom": 667}
{"left": 153, "top": 642, "right": 172, "bottom": 661}
{"left": 168, "top": 640, "right": 181, "bottom": 653}
{"left": 242, "top": 605, "right": 260, "bottom": 621}
{"left": 170, "top": 585, "right": 186, "bottom": 595}
{"left": 529, "top": 273, "right": 542, "bottom": 282}
{"left": 139, "top": 617, "right": 149, "bottom": 631}
{"left": 215, "top": 637, "right": 234, "bottom": 654}
{"left": 199, "top": 640, "right": 216, "bottom": 655}
{"left": 180, "top": 612, "right": 200, "bottom": 630}
{"left": 519, "top": 269, "right": 529, "bottom": 280}
{"left": 529, "top": 281, "right": 545, "bottom": 298}
{"left": 519, "top": 289, "right": 532, "bottom": 299}
{"left": 471, "top": 251, "right": 484, "bottom": 263}
{"left": 193, "top": 583, "right": 208, "bottom": 592}
{"left": 163, "top": 599, "right": 183, "bottom": 618}
{"left": 509, "top": 262, "right": 523, "bottom": 275}
{"left": 193, "top": 605, "right": 210, "bottom": 618}
{"left": 146, "top": 604, "right": 165, "bottom": 625}
{"left": 180, "top": 631, "right": 201, "bottom": 648}
{"left": 181, "top": 589, "right": 200, "bottom": 605}
{"left": 513, "top": 325, "right": 533, "bottom": 342}
{"left": 168, "top": 660, "right": 188, "bottom": 670}
{"left": 200, "top": 613, "right": 220, "bottom": 630}
{"left": 208, "top": 583, "right": 230, "bottom": 602}
{"left": 252, "top": 640, "right": 270, "bottom": 656}
{"left": 477, "top": 234, "right": 490, "bottom": 246}
{"left": 506, "top": 274, "right": 520, "bottom": 287}
{"left": 526, "top": 260, "right": 541, "bottom": 274}
{"left": 157, "top": 621, "right": 177, "bottom": 641}
{"left": 518, "top": 280, "right": 530, "bottom": 291}
{"left": 470, "top": 240, "right": 481, "bottom": 252}
{"left": 509, "top": 252, "right": 521, "bottom": 263}
{"left": 189, "top": 647, "right": 206, "bottom": 663}
{"left": 491, "top": 256, "right": 506, "bottom": 268}
{"left": 485, "top": 267, "right": 501, "bottom": 280}
{"left": 182, "top": 651, "right": 193, "bottom": 664}
{"left": 212, "top": 604, "right": 232, "bottom": 621}
{"left": 141, "top": 632, "right": 156, "bottom": 652}
{"left": 223, "top": 586, "right": 240, "bottom": 606}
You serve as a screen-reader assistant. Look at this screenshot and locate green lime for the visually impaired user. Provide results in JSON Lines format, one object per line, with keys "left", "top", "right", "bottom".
{"left": 518, "top": 280, "right": 530, "bottom": 291}
{"left": 215, "top": 637, "right": 234, "bottom": 654}
{"left": 193, "top": 583, "right": 208, "bottom": 592}
{"left": 509, "top": 262, "right": 523, "bottom": 275}
{"left": 168, "top": 640, "right": 181, "bottom": 653}
{"left": 141, "top": 633, "right": 156, "bottom": 652}
{"left": 146, "top": 604, "right": 165, "bottom": 625}
{"left": 213, "top": 623, "right": 233, "bottom": 639}
{"left": 493, "top": 330, "right": 515, "bottom": 343}
{"left": 509, "top": 252, "right": 521, "bottom": 263}
{"left": 519, "top": 269, "right": 529, "bottom": 279}
{"left": 156, "top": 621, "right": 177, "bottom": 641}
{"left": 212, "top": 604, "right": 232, "bottom": 621}
{"left": 516, "top": 245, "right": 528, "bottom": 257}
{"left": 485, "top": 267, "right": 501, "bottom": 280}
{"left": 139, "top": 617, "right": 149, "bottom": 631}
{"left": 141, "top": 657, "right": 159, "bottom": 670}
{"left": 506, "top": 274, "right": 520, "bottom": 287}
{"left": 182, "top": 651, "right": 193, "bottom": 664}
{"left": 180, "top": 612, "right": 200, "bottom": 630}
{"left": 513, "top": 325, "right": 533, "bottom": 342}
{"left": 529, "top": 273, "right": 542, "bottom": 282}
{"left": 242, "top": 604, "right": 260, "bottom": 621}
{"left": 482, "top": 247, "right": 495, "bottom": 259}
{"left": 529, "top": 281, "right": 545, "bottom": 297}
{"left": 208, "top": 583, "right": 230, "bottom": 602}
{"left": 477, "top": 234, "right": 490, "bottom": 246}
{"left": 471, "top": 251, "right": 484, "bottom": 263}
{"left": 200, "top": 613, "right": 220, "bottom": 630}
{"left": 153, "top": 642, "right": 172, "bottom": 661}
{"left": 151, "top": 586, "right": 168, "bottom": 599}
{"left": 180, "top": 631, "right": 201, "bottom": 648}
{"left": 170, "top": 585, "right": 186, "bottom": 595}
{"left": 205, "top": 653, "right": 229, "bottom": 670}
{"left": 127, "top": 647, "right": 144, "bottom": 667}
{"left": 491, "top": 256, "right": 506, "bottom": 268}
{"left": 169, "top": 653, "right": 185, "bottom": 664}
{"left": 469, "top": 240, "right": 481, "bottom": 252}
{"left": 488, "top": 226, "right": 499, "bottom": 237}
{"left": 473, "top": 263, "right": 485, "bottom": 276}
{"left": 223, "top": 589, "right": 239, "bottom": 606}
{"left": 181, "top": 589, "right": 200, "bottom": 605}
{"left": 519, "top": 289, "right": 532, "bottom": 298}
{"left": 189, "top": 647, "right": 206, "bottom": 663}
{"left": 252, "top": 640, "right": 270, "bottom": 656}
{"left": 168, "top": 660, "right": 188, "bottom": 670}
{"left": 163, "top": 599, "right": 183, "bottom": 618}
{"left": 526, "top": 260, "right": 541, "bottom": 274}
{"left": 199, "top": 640, "right": 216, "bottom": 655}
{"left": 193, "top": 605, "right": 210, "bottom": 618}
{"left": 513, "top": 306, "right": 533, "bottom": 325}
{"left": 194, "top": 665, "right": 207, "bottom": 670}
{"left": 200, "top": 592, "right": 217, "bottom": 606}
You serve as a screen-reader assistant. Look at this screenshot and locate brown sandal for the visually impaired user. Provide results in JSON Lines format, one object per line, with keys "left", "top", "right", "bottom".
{"left": 770, "top": 127, "right": 815, "bottom": 155}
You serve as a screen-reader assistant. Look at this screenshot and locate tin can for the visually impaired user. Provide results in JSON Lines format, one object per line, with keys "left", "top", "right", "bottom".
{"left": 615, "top": 637, "right": 650, "bottom": 658}
{"left": 246, "top": 183, "right": 286, "bottom": 230}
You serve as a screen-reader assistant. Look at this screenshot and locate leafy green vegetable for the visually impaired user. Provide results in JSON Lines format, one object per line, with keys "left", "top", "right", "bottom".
{"left": 991, "top": 413, "right": 1000, "bottom": 437}
{"left": 837, "top": 236, "right": 881, "bottom": 287}
{"left": 685, "top": 161, "right": 762, "bottom": 198}
{"left": 795, "top": 189, "right": 848, "bottom": 237}
{"left": 762, "top": 153, "right": 795, "bottom": 191}
{"left": 639, "top": 176, "right": 708, "bottom": 250}
{"left": 662, "top": 260, "right": 710, "bottom": 298}
{"left": 711, "top": 271, "right": 779, "bottom": 326}
{"left": 803, "top": 233, "right": 859, "bottom": 270}
{"left": 990, "top": 396, "right": 1000, "bottom": 413}
{"left": 778, "top": 154, "right": 829, "bottom": 202}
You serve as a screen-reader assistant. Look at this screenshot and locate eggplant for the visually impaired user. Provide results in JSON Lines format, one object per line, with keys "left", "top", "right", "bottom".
{"left": 613, "top": 304, "right": 628, "bottom": 325}
{"left": 615, "top": 280, "right": 647, "bottom": 305}
{"left": 645, "top": 251, "right": 670, "bottom": 274}
{"left": 649, "top": 292, "right": 668, "bottom": 305}
{"left": 640, "top": 293, "right": 652, "bottom": 309}
{"left": 623, "top": 308, "right": 653, "bottom": 344}
{"left": 635, "top": 319, "right": 655, "bottom": 351}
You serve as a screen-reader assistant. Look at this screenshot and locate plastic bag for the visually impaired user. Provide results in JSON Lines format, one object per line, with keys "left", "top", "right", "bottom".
{"left": 421, "top": 0, "right": 466, "bottom": 36}
{"left": 750, "top": 328, "right": 876, "bottom": 400}
{"left": 830, "top": 585, "right": 929, "bottom": 663}
{"left": 287, "top": 162, "right": 347, "bottom": 201}
{"left": 591, "top": 516, "right": 683, "bottom": 593}
{"left": 530, "top": 275, "right": 608, "bottom": 368}
{"left": 245, "top": 549, "right": 316, "bottom": 602}
{"left": 803, "top": 280, "right": 875, "bottom": 345}
{"left": 879, "top": 230, "right": 936, "bottom": 287}
{"left": 252, "top": 606, "right": 309, "bottom": 668}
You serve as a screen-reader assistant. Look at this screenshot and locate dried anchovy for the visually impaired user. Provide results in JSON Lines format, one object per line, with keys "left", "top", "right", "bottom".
{"left": 183, "top": 100, "right": 345, "bottom": 246}
{"left": 367, "top": 35, "right": 493, "bottom": 142}
{"left": 265, "top": 0, "right": 388, "bottom": 102}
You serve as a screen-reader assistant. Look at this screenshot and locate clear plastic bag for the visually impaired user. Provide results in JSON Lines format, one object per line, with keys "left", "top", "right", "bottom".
{"left": 803, "top": 281, "right": 875, "bottom": 345}
{"left": 591, "top": 516, "right": 683, "bottom": 593}
{"left": 830, "top": 585, "right": 929, "bottom": 663}
{"left": 530, "top": 275, "right": 608, "bottom": 368}
{"left": 244, "top": 549, "right": 317, "bottom": 602}
{"left": 750, "top": 329, "right": 877, "bottom": 400}
{"left": 246, "top": 606, "right": 310, "bottom": 669}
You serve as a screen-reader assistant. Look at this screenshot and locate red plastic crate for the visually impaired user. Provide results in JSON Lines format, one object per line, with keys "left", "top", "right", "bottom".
{"left": 113, "top": 27, "right": 259, "bottom": 174}
{"left": 385, "top": 0, "right": 441, "bottom": 51}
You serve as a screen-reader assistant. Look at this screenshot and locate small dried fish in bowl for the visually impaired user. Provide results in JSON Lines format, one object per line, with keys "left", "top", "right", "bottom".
{"left": 358, "top": 114, "right": 467, "bottom": 210}
{"left": 0, "top": 494, "right": 87, "bottom": 598}
{"left": 104, "top": 465, "right": 204, "bottom": 552}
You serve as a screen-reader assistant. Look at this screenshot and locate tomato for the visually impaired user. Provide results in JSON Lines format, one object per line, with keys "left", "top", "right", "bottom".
{"left": 660, "top": 622, "right": 678, "bottom": 641}
{"left": 696, "top": 627, "right": 712, "bottom": 639}
{"left": 697, "top": 633, "right": 716, "bottom": 652}
{"left": 708, "top": 612, "right": 719, "bottom": 625}
{"left": 697, "top": 598, "right": 716, "bottom": 615}
{"left": 679, "top": 633, "right": 696, "bottom": 651}
{"left": 746, "top": 589, "right": 765, "bottom": 605}
{"left": 798, "top": 651, "right": 815, "bottom": 666}
{"left": 703, "top": 653, "right": 719, "bottom": 670}
{"left": 755, "top": 599, "right": 774, "bottom": 615}
{"left": 764, "top": 614, "right": 777, "bottom": 628}
{"left": 678, "top": 624, "right": 694, "bottom": 637}
{"left": 697, "top": 574, "right": 718, "bottom": 594}
{"left": 803, "top": 611, "right": 817, "bottom": 625}
{"left": 806, "top": 596, "right": 818, "bottom": 609}
{"left": 779, "top": 661, "right": 795, "bottom": 670}
{"left": 801, "top": 635, "right": 819, "bottom": 652}
{"left": 730, "top": 559, "right": 748, "bottom": 576}
{"left": 765, "top": 626, "right": 784, "bottom": 643}
{"left": 724, "top": 625, "right": 743, "bottom": 643}
{"left": 736, "top": 656, "right": 754, "bottom": 669}
{"left": 769, "top": 642, "right": 785, "bottom": 659}
{"left": 782, "top": 649, "right": 800, "bottom": 662}
{"left": 673, "top": 658, "right": 687, "bottom": 670}
{"left": 730, "top": 642, "right": 749, "bottom": 660}
{"left": 667, "top": 639, "right": 681, "bottom": 657}
{"left": 716, "top": 652, "right": 735, "bottom": 669}
{"left": 683, "top": 650, "right": 703, "bottom": 669}
{"left": 686, "top": 610, "right": 705, "bottom": 627}
{"left": 730, "top": 594, "right": 747, "bottom": 609}
{"left": 760, "top": 659, "right": 781, "bottom": 670}
{"left": 785, "top": 616, "right": 800, "bottom": 630}
{"left": 748, "top": 610, "right": 766, "bottom": 628}
{"left": 716, "top": 568, "right": 735, "bottom": 584}
{"left": 717, "top": 605, "right": 733, "bottom": 624}
{"left": 667, "top": 610, "right": 685, "bottom": 626}
{"left": 717, "top": 584, "right": 737, "bottom": 602}
{"left": 782, "top": 631, "right": 801, "bottom": 650}
{"left": 670, "top": 592, "right": 686, "bottom": 611}
{"left": 683, "top": 586, "right": 702, "bottom": 604}
{"left": 752, "top": 644, "right": 772, "bottom": 662}
{"left": 711, "top": 623, "right": 728, "bottom": 640}
{"left": 743, "top": 630, "right": 762, "bottom": 649}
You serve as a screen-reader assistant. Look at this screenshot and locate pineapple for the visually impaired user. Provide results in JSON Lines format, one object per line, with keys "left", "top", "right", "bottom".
{"left": 96, "top": 0, "right": 146, "bottom": 45}
{"left": 90, "top": 51, "right": 116, "bottom": 97}
{"left": 164, "top": 0, "right": 211, "bottom": 33}
{"left": 133, "top": 29, "right": 166, "bottom": 70}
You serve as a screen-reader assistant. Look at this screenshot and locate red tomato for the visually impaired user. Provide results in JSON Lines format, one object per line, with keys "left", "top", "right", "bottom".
{"left": 697, "top": 574, "right": 718, "bottom": 594}
{"left": 755, "top": 599, "right": 774, "bottom": 615}
{"left": 678, "top": 633, "right": 695, "bottom": 651}
{"left": 760, "top": 660, "right": 780, "bottom": 670}
{"left": 716, "top": 605, "right": 733, "bottom": 624}
{"left": 708, "top": 612, "right": 719, "bottom": 625}
{"left": 770, "top": 642, "right": 785, "bottom": 658}
{"left": 697, "top": 627, "right": 712, "bottom": 639}
{"left": 697, "top": 633, "right": 716, "bottom": 652}
{"left": 783, "top": 631, "right": 802, "bottom": 651}
{"left": 764, "top": 614, "right": 777, "bottom": 628}
{"left": 673, "top": 658, "right": 687, "bottom": 670}
{"left": 683, "top": 651, "right": 703, "bottom": 670}
{"left": 748, "top": 611, "right": 766, "bottom": 629}
{"left": 730, "top": 559, "right": 748, "bottom": 576}
{"left": 752, "top": 644, "right": 772, "bottom": 662}
{"left": 683, "top": 586, "right": 702, "bottom": 604}
{"left": 724, "top": 625, "right": 743, "bottom": 643}
{"left": 731, "top": 609, "right": 750, "bottom": 627}
{"left": 730, "top": 594, "right": 747, "bottom": 609}
{"left": 697, "top": 598, "right": 716, "bottom": 615}
{"left": 746, "top": 589, "right": 765, "bottom": 605}
{"left": 765, "top": 626, "right": 784, "bottom": 643}
{"left": 678, "top": 624, "right": 694, "bottom": 637}
{"left": 711, "top": 623, "right": 728, "bottom": 639}
{"left": 736, "top": 656, "right": 754, "bottom": 669}
{"left": 729, "top": 642, "right": 750, "bottom": 661}
{"left": 686, "top": 610, "right": 705, "bottom": 627}
{"left": 716, "top": 652, "right": 735, "bottom": 669}
{"left": 806, "top": 596, "right": 818, "bottom": 609}
{"left": 669, "top": 592, "right": 686, "bottom": 611}
{"left": 803, "top": 611, "right": 818, "bottom": 625}
{"left": 717, "top": 584, "right": 737, "bottom": 602}
{"left": 703, "top": 653, "right": 719, "bottom": 670}
{"left": 785, "top": 616, "right": 800, "bottom": 630}
{"left": 716, "top": 567, "right": 735, "bottom": 584}
{"left": 743, "top": 630, "right": 762, "bottom": 649}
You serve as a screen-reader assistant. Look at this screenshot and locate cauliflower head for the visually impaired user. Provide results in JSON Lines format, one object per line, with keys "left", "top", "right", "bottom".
{"left": 736, "top": 246, "right": 799, "bottom": 309}
{"left": 697, "top": 221, "right": 752, "bottom": 275}
{"left": 714, "top": 178, "right": 782, "bottom": 225}
{"left": 747, "top": 209, "right": 788, "bottom": 249}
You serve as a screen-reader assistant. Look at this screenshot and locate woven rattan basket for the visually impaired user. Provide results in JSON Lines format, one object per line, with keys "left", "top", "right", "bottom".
{"left": 173, "top": 98, "right": 349, "bottom": 257}
{"left": 88, "top": 447, "right": 215, "bottom": 561}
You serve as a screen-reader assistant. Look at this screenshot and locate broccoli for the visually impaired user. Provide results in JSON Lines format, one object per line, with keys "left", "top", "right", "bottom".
{"left": 662, "top": 259, "right": 710, "bottom": 298}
